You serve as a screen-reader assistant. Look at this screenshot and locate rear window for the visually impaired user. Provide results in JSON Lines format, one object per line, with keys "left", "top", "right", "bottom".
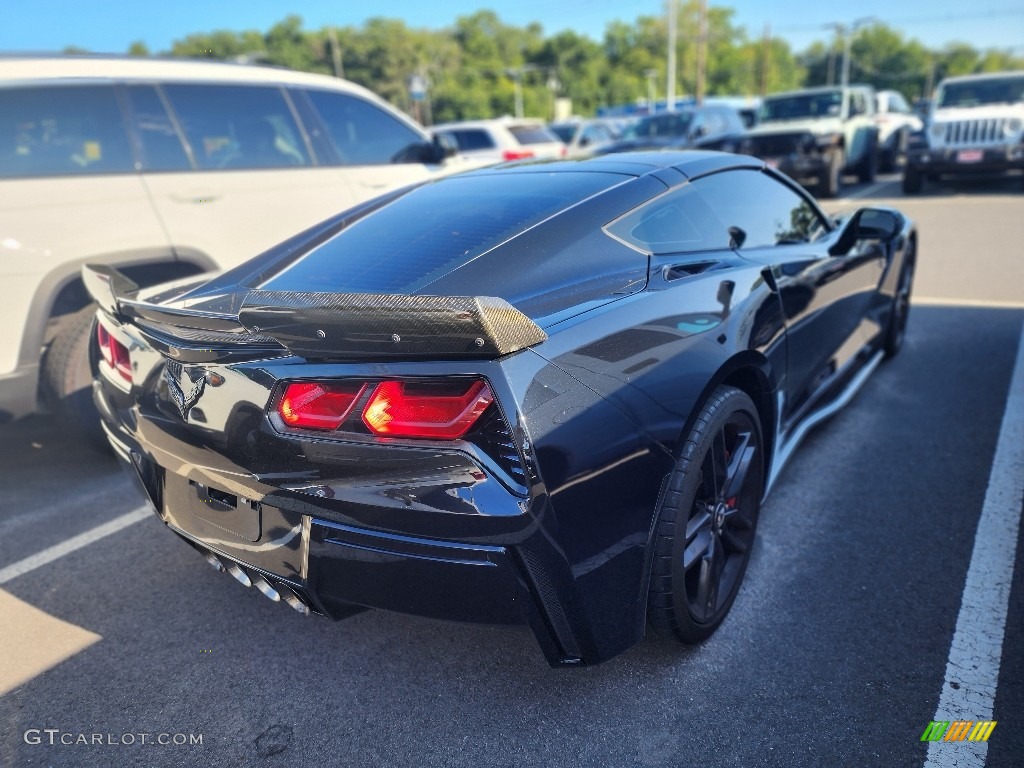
{"left": 0, "top": 85, "right": 133, "bottom": 178}
{"left": 449, "top": 129, "right": 496, "bottom": 151}
{"left": 264, "top": 172, "right": 620, "bottom": 295}
{"left": 509, "top": 125, "right": 561, "bottom": 145}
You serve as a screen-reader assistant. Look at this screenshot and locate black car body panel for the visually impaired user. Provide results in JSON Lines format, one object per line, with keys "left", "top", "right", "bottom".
{"left": 90, "top": 152, "right": 916, "bottom": 666}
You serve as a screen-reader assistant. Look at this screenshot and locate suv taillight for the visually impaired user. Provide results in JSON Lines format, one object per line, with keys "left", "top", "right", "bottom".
{"left": 502, "top": 149, "right": 535, "bottom": 161}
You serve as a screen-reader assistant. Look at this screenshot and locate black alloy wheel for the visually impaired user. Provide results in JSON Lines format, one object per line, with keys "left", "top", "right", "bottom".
{"left": 884, "top": 245, "right": 915, "bottom": 358}
{"left": 648, "top": 386, "right": 764, "bottom": 643}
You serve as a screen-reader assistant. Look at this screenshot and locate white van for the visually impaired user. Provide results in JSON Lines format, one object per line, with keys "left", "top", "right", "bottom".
{"left": 0, "top": 55, "right": 466, "bottom": 439}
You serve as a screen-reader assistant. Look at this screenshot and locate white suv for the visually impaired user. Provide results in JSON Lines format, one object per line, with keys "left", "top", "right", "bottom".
{"left": 903, "top": 71, "right": 1024, "bottom": 194}
{"left": 0, "top": 56, "right": 468, "bottom": 439}
{"left": 874, "top": 90, "right": 923, "bottom": 171}
{"left": 431, "top": 118, "right": 566, "bottom": 163}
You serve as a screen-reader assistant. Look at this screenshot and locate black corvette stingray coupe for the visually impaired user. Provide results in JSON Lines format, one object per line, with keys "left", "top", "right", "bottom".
{"left": 87, "top": 151, "right": 916, "bottom": 667}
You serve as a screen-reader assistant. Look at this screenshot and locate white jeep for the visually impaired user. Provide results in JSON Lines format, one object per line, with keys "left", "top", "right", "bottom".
{"left": 0, "top": 56, "right": 468, "bottom": 443}
{"left": 741, "top": 85, "right": 880, "bottom": 198}
{"left": 903, "top": 71, "right": 1024, "bottom": 194}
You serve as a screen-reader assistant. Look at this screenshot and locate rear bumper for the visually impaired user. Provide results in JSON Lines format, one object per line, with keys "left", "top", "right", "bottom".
{"left": 907, "top": 144, "right": 1024, "bottom": 176}
{"left": 99, "top": 395, "right": 587, "bottom": 667}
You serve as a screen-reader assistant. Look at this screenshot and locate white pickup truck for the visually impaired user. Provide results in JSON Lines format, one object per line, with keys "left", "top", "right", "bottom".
{"left": 903, "top": 71, "right": 1024, "bottom": 194}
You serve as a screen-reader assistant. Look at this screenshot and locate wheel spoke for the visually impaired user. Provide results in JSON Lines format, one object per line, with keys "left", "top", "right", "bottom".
{"left": 720, "top": 525, "right": 748, "bottom": 555}
{"left": 685, "top": 503, "right": 712, "bottom": 541}
{"left": 710, "top": 430, "right": 727, "bottom": 499}
{"left": 723, "top": 431, "right": 755, "bottom": 500}
{"left": 683, "top": 531, "right": 709, "bottom": 571}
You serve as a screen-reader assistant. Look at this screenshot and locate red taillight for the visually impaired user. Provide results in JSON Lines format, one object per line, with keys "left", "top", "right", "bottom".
{"left": 502, "top": 149, "right": 535, "bottom": 161}
{"left": 278, "top": 382, "right": 366, "bottom": 430}
{"left": 362, "top": 380, "right": 493, "bottom": 439}
{"left": 96, "top": 322, "right": 131, "bottom": 382}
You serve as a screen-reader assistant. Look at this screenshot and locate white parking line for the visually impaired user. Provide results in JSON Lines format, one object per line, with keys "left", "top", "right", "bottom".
{"left": 0, "top": 506, "right": 151, "bottom": 585}
{"left": 914, "top": 297, "right": 1024, "bottom": 310}
{"left": 924, "top": 320, "right": 1024, "bottom": 767}
{"left": 843, "top": 178, "right": 901, "bottom": 200}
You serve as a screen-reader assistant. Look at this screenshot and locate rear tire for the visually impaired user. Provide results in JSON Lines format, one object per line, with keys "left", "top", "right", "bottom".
{"left": 857, "top": 144, "right": 878, "bottom": 184}
{"left": 647, "top": 386, "right": 764, "bottom": 644}
{"left": 41, "top": 304, "right": 110, "bottom": 451}
{"left": 902, "top": 166, "right": 923, "bottom": 195}
{"left": 818, "top": 149, "right": 843, "bottom": 198}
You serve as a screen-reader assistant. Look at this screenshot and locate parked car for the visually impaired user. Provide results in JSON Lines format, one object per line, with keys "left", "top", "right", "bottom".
{"left": 874, "top": 90, "right": 923, "bottom": 171}
{"left": 430, "top": 118, "right": 566, "bottom": 162}
{"left": 0, "top": 55, "right": 466, "bottom": 441}
{"left": 594, "top": 105, "right": 746, "bottom": 155}
{"left": 903, "top": 71, "right": 1024, "bottom": 194}
{"left": 548, "top": 119, "right": 619, "bottom": 158}
{"left": 90, "top": 150, "right": 916, "bottom": 667}
{"left": 740, "top": 85, "right": 880, "bottom": 197}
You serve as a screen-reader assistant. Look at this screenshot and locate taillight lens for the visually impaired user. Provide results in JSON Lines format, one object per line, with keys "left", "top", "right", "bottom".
{"left": 502, "top": 149, "right": 535, "bottom": 161}
{"left": 96, "top": 322, "right": 131, "bottom": 382}
{"left": 362, "top": 380, "right": 494, "bottom": 439}
{"left": 278, "top": 382, "right": 366, "bottom": 430}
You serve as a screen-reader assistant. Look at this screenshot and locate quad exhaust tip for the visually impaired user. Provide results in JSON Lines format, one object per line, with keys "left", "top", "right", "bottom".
{"left": 252, "top": 575, "right": 281, "bottom": 602}
{"left": 203, "top": 548, "right": 310, "bottom": 615}
{"left": 203, "top": 551, "right": 225, "bottom": 573}
{"left": 226, "top": 563, "right": 252, "bottom": 588}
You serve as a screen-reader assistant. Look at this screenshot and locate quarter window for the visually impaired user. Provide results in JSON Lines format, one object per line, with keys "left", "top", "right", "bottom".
{"left": 162, "top": 85, "right": 310, "bottom": 170}
{"left": 606, "top": 183, "right": 730, "bottom": 255}
{"left": 0, "top": 85, "right": 133, "bottom": 178}
{"left": 306, "top": 90, "right": 427, "bottom": 165}
{"left": 692, "top": 170, "right": 828, "bottom": 248}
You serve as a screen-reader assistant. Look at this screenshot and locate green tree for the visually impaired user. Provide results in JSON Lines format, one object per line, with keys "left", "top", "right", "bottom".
{"left": 127, "top": 41, "right": 149, "bottom": 57}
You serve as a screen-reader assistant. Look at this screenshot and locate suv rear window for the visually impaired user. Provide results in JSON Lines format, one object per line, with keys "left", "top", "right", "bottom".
{"left": 264, "top": 171, "right": 619, "bottom": 295}
{"left": 449, "top": 129, "right": 496, "bottom": 151}
{"left": 508, "top": 125, "right": 560, "bottom": 145}
{"left": 0, "top": 85, "right": 133, "bottom": 178}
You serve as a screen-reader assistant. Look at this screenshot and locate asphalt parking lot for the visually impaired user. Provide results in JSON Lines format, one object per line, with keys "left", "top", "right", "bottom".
{"left": 1, "top": 173, "right": 1022, "bottom": 767}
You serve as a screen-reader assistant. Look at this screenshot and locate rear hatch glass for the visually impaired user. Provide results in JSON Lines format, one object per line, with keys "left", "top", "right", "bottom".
{"left": 509, "top": 125, "right": 562, "bottom": 145}
{"left": 262, "top": 171, "right": 620, "bottom": 296}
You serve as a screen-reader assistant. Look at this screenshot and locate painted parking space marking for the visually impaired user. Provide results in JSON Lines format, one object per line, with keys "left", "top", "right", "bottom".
{"left": 0, "top": 506, "right": 150, "bottom": 585}
{"left": 924, "top": 320, "right": 1024, "bottom": 767}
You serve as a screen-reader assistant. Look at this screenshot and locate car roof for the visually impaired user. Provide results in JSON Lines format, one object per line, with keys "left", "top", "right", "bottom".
{"left": 765, "top": 84, "right": 872, "bottom": 98}
{"left": 460, "top": 150, "right": 764, "bottom": 179}
{"left": 431, "top": 117, "right": 547, "bottom": 130}
{"left": 0, "top": 54, "right": 370, "bottom": 92}
{"left": 938, "top": 71, "right": 1024, "bottom": 85}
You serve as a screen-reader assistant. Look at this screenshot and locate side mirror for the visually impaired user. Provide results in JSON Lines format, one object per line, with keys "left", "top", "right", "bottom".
{"left": 432, "top": 131, "right": 460, "bottom": 162}
{"left": 829, "top": 207, "right": 903, "bottom": 256}
{"left": 690, "top": 124, "right": 709, "bottom": 140}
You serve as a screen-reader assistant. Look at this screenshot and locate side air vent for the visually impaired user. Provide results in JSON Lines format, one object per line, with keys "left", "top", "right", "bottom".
{"left": 663, "top": 261, "right": 720, "bottom": 281}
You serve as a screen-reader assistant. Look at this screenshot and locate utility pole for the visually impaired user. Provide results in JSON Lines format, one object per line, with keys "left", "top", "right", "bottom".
{"left": 644, "top": 68, "right": 658, "bottom": 112}
{"left": 695, "top": 0, "right": 708, "bottom": 106}
{"left": 327, "top": 27, "right": 343, "bottom": 79}
{"left": 667, "top": 0, "right": 677, "bottom": 111}
{"left": 759, "top": 23, "right": 771, "bottom": 97}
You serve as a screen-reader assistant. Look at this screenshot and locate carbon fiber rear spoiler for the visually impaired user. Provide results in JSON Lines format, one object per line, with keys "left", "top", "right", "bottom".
{"left": 82, "top": 264, "right": 139, "bottom": 316}
{"left": 238, "top": 290, "right": 547, "bottom": 360}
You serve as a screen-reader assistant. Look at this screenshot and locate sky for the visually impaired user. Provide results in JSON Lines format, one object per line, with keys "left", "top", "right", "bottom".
{"left": 1, "top": 0, "right": 1021, "bottom": 55}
